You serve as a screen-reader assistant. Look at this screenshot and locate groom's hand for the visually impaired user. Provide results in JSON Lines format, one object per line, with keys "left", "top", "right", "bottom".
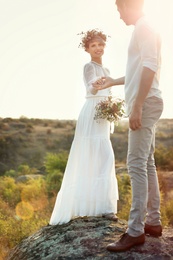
{"left": 129, "top": 105, "right": 142, "bottom": 130}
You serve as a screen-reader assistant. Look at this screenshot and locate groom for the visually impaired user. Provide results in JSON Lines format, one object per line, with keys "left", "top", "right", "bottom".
{"left": 93, "top": 0, "right": 163, "bottom": 252}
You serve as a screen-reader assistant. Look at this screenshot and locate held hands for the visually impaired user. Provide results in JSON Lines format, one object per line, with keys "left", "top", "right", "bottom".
{"left": 92, "top": 77, "right": 114, "bottom": 90}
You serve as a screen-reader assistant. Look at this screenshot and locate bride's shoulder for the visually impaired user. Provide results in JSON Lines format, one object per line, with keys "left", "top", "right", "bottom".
{"left": 84, "top": 61, "right": 93, "bottom": 68}
{"left": 83, "top": 62, "right": 94, "bottom": 71}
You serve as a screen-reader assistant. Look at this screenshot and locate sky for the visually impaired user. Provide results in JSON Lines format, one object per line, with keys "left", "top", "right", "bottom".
{"left": 0, "top": 0, "right": 173, "bottom": 120}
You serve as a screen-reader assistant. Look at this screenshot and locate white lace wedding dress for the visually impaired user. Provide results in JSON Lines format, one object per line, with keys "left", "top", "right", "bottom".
{"left": 49, "top": 61, "right": 119, "bottom": 225}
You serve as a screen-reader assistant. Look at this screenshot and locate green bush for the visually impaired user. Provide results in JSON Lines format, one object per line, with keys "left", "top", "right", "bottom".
{"left": 160, "top": 191, "right": 173, "bottom": 226}
{"left": 4, "top": 169, "right": 17, "bottom": 178}
{"left": 17, "top": 164, "right": 38, "bottom": 176}
{"left": 155, "top": 145, "right": 173, "bottom": 170}
{"left": 44, "top": 152, "right": 68, "bottom": 174}
{"left": 20, "top": 178, "right": 48, "bottom": 212}
{"left": 0, "top": 177, "right": 21, "bottom": 206}
{"left": 44, "top": 152, "right": 68, "bottom": 197}
{"left": 46, "top": 170, "right": 63, "bottom": 197}
{"left": 0, "top": 212, "right": 49, "bottom": 248}
{"left": 164, "top": 200, "right": 173, "bottom": 225}
{"left": 117, "top": 173, "right": 131, "bottom": 220}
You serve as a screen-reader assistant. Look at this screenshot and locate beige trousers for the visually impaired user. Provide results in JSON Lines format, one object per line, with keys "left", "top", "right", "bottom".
{"left": 127, "top": 96, "right": 163, "bottom": 237}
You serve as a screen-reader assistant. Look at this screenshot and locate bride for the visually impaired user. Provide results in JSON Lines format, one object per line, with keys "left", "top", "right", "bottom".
{"left": 49, "top": 29, "right": 119, "bottom": 225}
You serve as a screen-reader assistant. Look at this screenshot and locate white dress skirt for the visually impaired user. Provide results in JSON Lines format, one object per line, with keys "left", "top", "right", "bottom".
{"left": 49, "top": 61, "right": 119, "bottom": 225}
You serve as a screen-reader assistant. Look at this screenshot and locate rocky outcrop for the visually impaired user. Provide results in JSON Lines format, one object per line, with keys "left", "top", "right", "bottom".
{"left": 7, "top": 217, "right": 173, "bottom": 260}
{"left": 15, "top": 174, "right": 43, "bottom": 183}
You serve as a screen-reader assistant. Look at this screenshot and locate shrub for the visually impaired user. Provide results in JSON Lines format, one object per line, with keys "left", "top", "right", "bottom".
{"left": 164, "top": 200, "right": 173, "bottom": 225}
{"left": 20, "top": 178, "right": 48, "bottom": 212}
{"left": 160, "top": 190, "right": 173, "bottom": 226}
{"left": 0, "top": 212, "right": 49, "bottom": 250}
{"left": 17, "top": 164, "right": 38, "bottom": 176}
{"left": 155, "top": 145, "right": 173, "bottom": 170}
{"left": 46, "top": 170, "right": 63, "bottom": 197}
{"left": 47, "top": 129, "right": 52, "bottom": 135}
{"left": 44, "top": 152, "right": 68, "bottom": 174}
{"left": 4, "top": 169, "right": 17, "bottom": 178}
{"left": 0, "top": 177, "right": 21, "bottom": 206}
{"left": 117, "top": 173, "right": 131, "bottom": 220}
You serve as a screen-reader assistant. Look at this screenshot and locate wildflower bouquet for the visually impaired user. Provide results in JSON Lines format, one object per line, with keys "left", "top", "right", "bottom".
{"left": 94, "top": 96, "right": 125, "bottom": 123}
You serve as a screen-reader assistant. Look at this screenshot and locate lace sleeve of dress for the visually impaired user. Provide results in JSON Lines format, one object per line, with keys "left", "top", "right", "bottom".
{"left": 83, "top": 63, "right": 99, "bottom": 95}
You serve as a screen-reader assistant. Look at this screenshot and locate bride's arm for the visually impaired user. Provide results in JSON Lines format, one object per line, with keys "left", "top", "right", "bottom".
{"left": 83, "top": 63, "right": 99, "bottom": 95}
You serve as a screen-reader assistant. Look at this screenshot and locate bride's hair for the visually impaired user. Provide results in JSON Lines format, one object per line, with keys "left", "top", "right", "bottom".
{"left": 116, "top": 0, "right": 144, "bottom": 10}
{"left": 78, "top": 29, "right": 108, "bottom": 51}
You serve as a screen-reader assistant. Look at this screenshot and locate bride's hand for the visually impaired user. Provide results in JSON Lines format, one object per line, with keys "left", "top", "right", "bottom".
{"left": 93, "top": 77, "right": 114, "bottom": 90}
{"left": 92, "top": 77, "right": 106, "bottom": 90}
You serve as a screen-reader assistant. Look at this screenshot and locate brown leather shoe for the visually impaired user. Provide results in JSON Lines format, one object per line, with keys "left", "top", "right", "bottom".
{"left": 106, "top": 233, "right": 145, "bottom": 252}
{"left": 144, "top": 223, "right": 162, "bottom": 237}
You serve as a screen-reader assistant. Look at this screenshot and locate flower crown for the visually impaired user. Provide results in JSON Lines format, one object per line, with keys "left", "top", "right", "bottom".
{"left": 78, "top": 29, "right": 110, "bottom": 50}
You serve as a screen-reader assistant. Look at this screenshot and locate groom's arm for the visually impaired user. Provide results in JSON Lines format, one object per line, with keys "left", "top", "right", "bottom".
{"left": 92, "top": 76, "right": 125, "bottom": 89}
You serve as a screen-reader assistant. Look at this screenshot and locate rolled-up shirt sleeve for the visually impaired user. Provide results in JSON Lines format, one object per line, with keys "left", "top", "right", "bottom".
{"left": 137, "top": 24, "right": 161, "bottom": 72}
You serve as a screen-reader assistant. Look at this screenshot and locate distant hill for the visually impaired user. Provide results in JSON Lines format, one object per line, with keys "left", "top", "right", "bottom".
{"left": 0, "top": 117, "right": 172, "bottom": 175}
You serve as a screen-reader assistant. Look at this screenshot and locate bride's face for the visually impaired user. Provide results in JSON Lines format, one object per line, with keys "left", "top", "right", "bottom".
{"left": 86, "top": 40, "right": 105, "bottom": 59}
